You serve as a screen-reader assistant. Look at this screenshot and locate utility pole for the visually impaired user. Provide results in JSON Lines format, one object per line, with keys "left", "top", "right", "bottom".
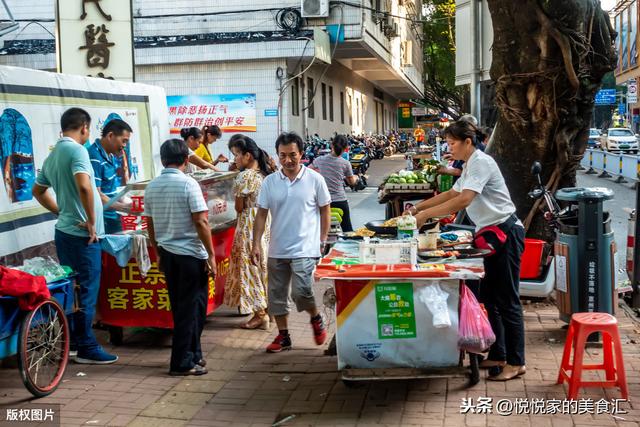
{"left": 469, "top": 0, "right": 482, "bottom": 124}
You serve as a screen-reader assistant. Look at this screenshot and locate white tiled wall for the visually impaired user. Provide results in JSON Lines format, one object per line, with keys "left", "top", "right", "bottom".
{"left": 133, "top": 0, "right": 362, "bottom": 39}
{"left": 135, "top": 57, "right": 400, "bottom": 161}
{"left": 287, "top": 60, "right": 399, "bottom": 139}
{"left": 135, "top": 59, "right": 286, "bottom": 160}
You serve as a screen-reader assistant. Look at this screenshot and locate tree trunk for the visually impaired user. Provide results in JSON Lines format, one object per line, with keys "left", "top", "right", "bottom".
{"left": 485, "top": 0, "right": 616, "bottom": 239}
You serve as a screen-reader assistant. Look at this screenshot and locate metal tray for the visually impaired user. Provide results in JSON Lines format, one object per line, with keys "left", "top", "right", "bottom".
{"left": 418, "top": 248, "right": 491, "bottom": 260}
{"left": 365, "top": 219, "right": 439, "bottom": 235}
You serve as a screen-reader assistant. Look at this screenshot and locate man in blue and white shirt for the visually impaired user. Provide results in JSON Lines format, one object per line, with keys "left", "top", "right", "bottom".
{"left": 252, "top": 132, "right": 332, "bottom": 353}
{"left": 144, "top": 138, "right": 216, "bottom": 376}
{"left": 88, "top": 119, "right": 133, "bottom": 234}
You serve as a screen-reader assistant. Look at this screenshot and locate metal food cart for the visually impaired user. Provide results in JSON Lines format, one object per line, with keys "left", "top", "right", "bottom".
{"left": 96, "top": 171, "right": 238, "bottom": 344}
{"left": 316, "top": 241, "right": 483, "bottom": 385}
{"left": 378, "top": 183, "right": 435, "bottom": 219}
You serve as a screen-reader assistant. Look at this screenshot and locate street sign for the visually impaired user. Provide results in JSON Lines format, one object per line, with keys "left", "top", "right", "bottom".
{"left": 594, "top": 89, "right": 616, "bottom": 105}
{"left": 629, "top": 79, "right": 638, "bottom": 104}
{"left": 619, "top": 102, "right": 626, "bottom": 115}
{"left": 264, "top": 109, "right": 278, "bottom": 117}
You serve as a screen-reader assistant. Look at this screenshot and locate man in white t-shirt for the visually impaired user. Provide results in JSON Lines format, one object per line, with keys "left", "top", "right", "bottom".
{"left": 252, "top": 132, "right": 332, "bottom": 353}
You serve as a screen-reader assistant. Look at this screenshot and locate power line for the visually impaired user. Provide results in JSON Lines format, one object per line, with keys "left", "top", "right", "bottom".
{"left": 134, "top": 7, "right": 285, "bottom": 20}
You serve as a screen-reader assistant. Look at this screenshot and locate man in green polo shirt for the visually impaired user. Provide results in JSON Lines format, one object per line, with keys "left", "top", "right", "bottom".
{"left": 32, "top": 107, "right": 117, "bottom": 364}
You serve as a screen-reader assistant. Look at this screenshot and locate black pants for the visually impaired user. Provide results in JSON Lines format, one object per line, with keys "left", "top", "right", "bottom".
{"left": 480, "top": 225, "right": 526, "bottom": 366}
{"left": 159, "top": 247, "right": 208, "bottom": 372}
{"left": 331, "top": 200, "right": 353, "bottom": 232}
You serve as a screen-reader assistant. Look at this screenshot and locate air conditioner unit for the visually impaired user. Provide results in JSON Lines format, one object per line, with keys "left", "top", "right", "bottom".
{"left": 301, "top": 0, "right": 329, "bottom": 18}
{"left": 385, "top": 22, "right": 399, "bottom": 38}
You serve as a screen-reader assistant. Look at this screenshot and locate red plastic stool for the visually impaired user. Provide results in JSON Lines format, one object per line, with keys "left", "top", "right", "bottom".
{"left": 557, "top": 312, "right": 628, "bottom": 399}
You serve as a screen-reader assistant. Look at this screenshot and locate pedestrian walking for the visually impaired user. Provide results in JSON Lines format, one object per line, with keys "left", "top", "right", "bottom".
{"left": 252, "top": 132, "right": 331, "bottom": 353}
{"left": 32, "top": 107, "right": 117, "bottom": 364}
{"left": 311, "top": 135, "right": 358, "bottom": 232}
{"left": 144, "top": 138, "right": 216, "bottom": 376}
{"left": 224, "top": 134, "right": 274, "bottom": 329}
{"left": 87, "top": 119, "right": 133, "bottom": 234}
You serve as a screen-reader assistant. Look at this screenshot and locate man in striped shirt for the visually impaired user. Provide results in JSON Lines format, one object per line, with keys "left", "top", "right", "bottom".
{"left": 144, "top": 138, "right": 216, "bottom": 376}
{"left": 88, "top": 119, "right": 133, "bottom": 234}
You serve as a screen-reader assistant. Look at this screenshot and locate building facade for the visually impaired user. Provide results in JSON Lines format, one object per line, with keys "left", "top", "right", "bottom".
{"left": 0, "top": 0, "right": 424, "bottom": 157}
{"left": 613, "top": 0, "right": 639, "bottom": 130}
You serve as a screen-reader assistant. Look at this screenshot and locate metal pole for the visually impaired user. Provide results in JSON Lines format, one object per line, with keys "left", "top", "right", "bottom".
{"left": 469, "top": 0, "right": 481, "bottom": 122}
{"left": 633, "top": 185, "right": 640, "bottom": 308}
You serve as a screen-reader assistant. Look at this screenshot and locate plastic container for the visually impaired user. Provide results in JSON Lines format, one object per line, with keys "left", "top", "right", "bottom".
{"left": 520, "top": 238, "right": 545, "bottom": 279}
{"left": 438, "top": 174, "right": 453, "bottom": 192}
{"left": 359, "top": 239, "right": 417, "bottom": 265}
{"left": 396, "top": 215, "right": 418, "bottom": 240}
{"left": 48, "top": 278, "right": 75, "bottom": 314}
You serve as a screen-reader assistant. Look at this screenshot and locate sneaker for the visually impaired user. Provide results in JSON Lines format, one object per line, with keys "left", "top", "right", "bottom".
{"left": 169, "top": 365, "right": 208, "bottom": 376}
{"left": 311, "top": 315, "right": 327, "bottom": 345}
{"left": 266, "top": 334, "right": 292, "bottom": 353}
{"left": 74, "top": 348, "right": 118, "bottom": 365}
{"left": 69, "top": 344, "right": 77, "bottom": 359}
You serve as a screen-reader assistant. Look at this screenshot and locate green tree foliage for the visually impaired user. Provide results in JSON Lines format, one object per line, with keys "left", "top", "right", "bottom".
{"left": 422, "top": 0, "right": 464, "bottom": 118}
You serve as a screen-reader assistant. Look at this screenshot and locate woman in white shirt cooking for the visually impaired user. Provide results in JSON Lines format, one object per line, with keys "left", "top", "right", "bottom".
{"left": 406, "top": 119, "right": 526, "bottom": 381}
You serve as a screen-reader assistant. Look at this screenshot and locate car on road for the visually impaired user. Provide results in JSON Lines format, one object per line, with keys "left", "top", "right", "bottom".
{"left": 588, "top": 128, "right": 600, "bottom": 148}
{"left": 601, "top": 128, "right": 639, "bottom": 153}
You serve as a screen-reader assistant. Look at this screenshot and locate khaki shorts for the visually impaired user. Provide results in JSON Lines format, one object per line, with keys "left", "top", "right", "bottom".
{"left": 267, "top": 257, "right": 318, "bottom": 316}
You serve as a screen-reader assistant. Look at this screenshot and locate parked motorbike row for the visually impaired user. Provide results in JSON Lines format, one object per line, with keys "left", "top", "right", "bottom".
{"left": 300, "top": 133, "right": 417, "bottom": 192}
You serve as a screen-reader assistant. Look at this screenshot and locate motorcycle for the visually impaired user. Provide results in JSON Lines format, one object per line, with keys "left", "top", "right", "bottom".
{"left": 349, "top": 142, "right": 371, "bottom": 175}
{"left": 518, "top": 161, "right": 566, "bottom": 298}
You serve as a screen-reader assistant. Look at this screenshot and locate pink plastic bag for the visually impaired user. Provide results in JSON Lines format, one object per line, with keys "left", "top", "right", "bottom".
{"left": 458, "top": 284, "right": 495, "bottom": 354}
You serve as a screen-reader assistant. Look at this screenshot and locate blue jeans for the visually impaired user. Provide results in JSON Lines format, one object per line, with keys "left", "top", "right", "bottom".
{"left": 55, "top": 229, "right": 102, "bottom": 351}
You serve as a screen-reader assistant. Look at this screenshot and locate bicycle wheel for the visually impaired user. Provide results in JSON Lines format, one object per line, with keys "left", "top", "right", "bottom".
{"left": 18, "top": 299, "right": 69, "bottom": 397}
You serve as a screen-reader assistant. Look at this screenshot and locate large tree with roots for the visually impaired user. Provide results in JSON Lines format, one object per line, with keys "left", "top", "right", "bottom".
{"left": 485, "top": 0, "right": 617, "bottom": 238}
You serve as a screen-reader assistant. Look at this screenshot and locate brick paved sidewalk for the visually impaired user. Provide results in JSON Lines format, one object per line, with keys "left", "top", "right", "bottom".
{"left": 1, "top": 290, "right": 639, "bottom": 427}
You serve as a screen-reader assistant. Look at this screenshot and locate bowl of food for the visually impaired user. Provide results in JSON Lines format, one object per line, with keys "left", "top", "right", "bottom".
{"left": 339, "top": 228, "right": 376, "bottom": 240}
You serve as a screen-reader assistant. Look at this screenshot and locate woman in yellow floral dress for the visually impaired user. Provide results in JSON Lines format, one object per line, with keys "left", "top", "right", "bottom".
{"left": 224, "top": 135, "right": 275, "bottom": 329}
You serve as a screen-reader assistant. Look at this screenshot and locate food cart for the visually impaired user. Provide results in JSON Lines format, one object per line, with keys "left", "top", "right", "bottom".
{"left": 378, "top": 183, "right": 435, "bottom": 219}
{"left": 316, "top": 240, "right": 484, "bottom": 385}
{"left": 378, "top": 157, "right": 441, "bottom": 218}
{"left": 96, "top": 171, "right": 237, "bottom": 344}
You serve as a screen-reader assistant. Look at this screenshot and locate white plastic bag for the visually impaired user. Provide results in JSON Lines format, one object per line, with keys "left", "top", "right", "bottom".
{"left": 416, "top": 282, "right": 451, "bottom": 328}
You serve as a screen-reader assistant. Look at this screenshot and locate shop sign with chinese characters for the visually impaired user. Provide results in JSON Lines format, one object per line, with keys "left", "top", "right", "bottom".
{"left": 56, "top": 0, "right": 134, "bottom": 81}
{"left": 374, "top": 283, "right": 417, "bottom": 339}
{"left": 167, "top": 94, "right": 257, "bottom": 133}
{"left": 98, "top": 226, "right": 236, "bottom": 327}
